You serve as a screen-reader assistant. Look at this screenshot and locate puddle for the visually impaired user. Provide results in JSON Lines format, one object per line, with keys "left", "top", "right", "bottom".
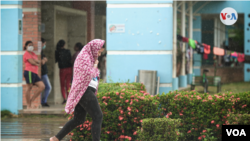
{"left": 1, "top": 118, "right": 71, "bottom": 141}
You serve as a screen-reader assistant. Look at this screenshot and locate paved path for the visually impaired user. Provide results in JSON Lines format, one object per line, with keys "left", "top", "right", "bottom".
{"left": 19, "top": 104, "right": 66, "bottom": 115}
{"left": 1, "top": 117, "right": 71, "bottom": 141}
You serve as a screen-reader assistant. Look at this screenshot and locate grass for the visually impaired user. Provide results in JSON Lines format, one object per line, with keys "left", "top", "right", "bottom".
{"left": 181, "top": 82, "right": 250, "bottom": 94}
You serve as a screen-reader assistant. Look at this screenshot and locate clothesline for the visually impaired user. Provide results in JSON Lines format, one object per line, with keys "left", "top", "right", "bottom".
{"left": 177, "top": 34, "right": 248, "bottom": 63}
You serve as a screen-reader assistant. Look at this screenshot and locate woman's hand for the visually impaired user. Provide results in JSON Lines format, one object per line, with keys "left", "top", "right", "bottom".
{"left": 94, "top": 59, "right": 99, "bottom": 68}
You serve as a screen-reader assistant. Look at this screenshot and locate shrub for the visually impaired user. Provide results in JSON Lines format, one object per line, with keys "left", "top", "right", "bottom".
{"left": 136, "top": 118, "right": 181, "bottom": 141}
{"left": 68, "top": 82, "right": 160, "bottom": 141}
{"left": 157, "top": 91, "right": 250, "bottom": 141}
{"left": 1, "top": 110, "right": 13, "bottom": 118}
{"left": 226, "top": 112, "right": 250, "bottom": 125}
{"left": 199, "top": 128, "right": 218, "bottom": 141}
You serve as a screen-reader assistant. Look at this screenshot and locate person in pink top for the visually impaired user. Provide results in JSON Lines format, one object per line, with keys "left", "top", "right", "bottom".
{"left": 50, "top": 39, "right": 105, "bottom": 141}
{"left": 23, "top": 41, "right": 45, "bottom": 109}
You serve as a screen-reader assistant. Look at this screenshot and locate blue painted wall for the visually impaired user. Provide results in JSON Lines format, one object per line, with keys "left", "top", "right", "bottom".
{"left": 107, "top": 55, "right": 172, "bottom": 83}
{"left": 1, "top": 55, "right": 23, "bottom": 83}
{"left": 244, "top": 12, "right": 250, "bottom": 81}
{"left": 1, "top": 8, "right": 23, "bottom": 51}
{"left": 1, "top": 1, "right": 22, "bottom": 5}
{"left": 194, "top": 1, "right": 250, "bottom": 14}
{"left": 107, "top": 0, "right": 173, "bottom": 4}
{"left": 107, "top": 7, "right": 173, "bottom": 51}
{"left": 193, "top": 16, "right": 202, "bottom": 76}
{"left": 107, "top": 1, "right": 173, "bottom": 94}
{"left": 1, "top": 1, "right": 23, "bottom": 114}
{"left": 1, "top": 87, "right": 22, "bottom": 114}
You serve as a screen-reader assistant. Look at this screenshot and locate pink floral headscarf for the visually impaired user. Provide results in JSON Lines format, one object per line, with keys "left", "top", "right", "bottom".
{"left": 65, "top": 39, "right": 105, "bottom": 114}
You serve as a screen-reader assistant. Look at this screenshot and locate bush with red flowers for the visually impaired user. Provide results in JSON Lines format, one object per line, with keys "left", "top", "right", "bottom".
{"left": 136, "top": 118, "right": 182, "bottom": 141}
{"left": 157, "top": 91, "right": 250, "bottom": 141}
{"left": 68, "top": 82, "right": 162, "bottom": 141}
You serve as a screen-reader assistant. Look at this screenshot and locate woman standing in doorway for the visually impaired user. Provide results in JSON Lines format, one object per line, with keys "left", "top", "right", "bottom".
{"left": 23, "top": 41, "right": 45, "bottom": 109}
{"left": 50, "top": 39, "right": 105, "bottom": 141}
{"left": 55, "top": 40, "right": 73, "bottom": 104}
{"left": 72, "top": 42, "right": 84, "bottom": 65}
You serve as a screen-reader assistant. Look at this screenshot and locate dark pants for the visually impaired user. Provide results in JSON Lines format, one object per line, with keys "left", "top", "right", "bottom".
{"left": 55, "top": 87, "right": 103, "bottom": 141}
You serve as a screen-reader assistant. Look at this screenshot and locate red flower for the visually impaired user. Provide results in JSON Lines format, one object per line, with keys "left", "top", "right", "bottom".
{"left": 128, "top": 112, "right": 131, "bottom": 115}
{"left": 133, "top": 131, "right": 137, "bottom": 135}
{"left": 203, "top": 130, "right": 206, "bottom": 133}
{"left": 127, "top": 107, "right": 131, "bottom": 111}
{"left": 179, "top": 113, "right": 183, "bottom": 116}
{"left": 198, "top": 137, "right": 202, "bottom": 140}
{"left": 216, "top": 124, "right": 220, "bottom": 128}
{"left": 120, "top": 110, "right": 124, "bottom": 114}
{"left": 203, "top": 135, "right": 206, "bottom": 138}
{"left": 119, "top": 116, "right": 124, "bottom": 120}
{"left": 123, "top": 121, "right": 127, "bottom": 123}
{"left": 107, "top": 131, "right": 110, "bottom": 134}
{"left": 187, "top": 130, "right": 191, "bottom": 133}
{"left": 125, "top": 100, "right": 129, "bottom": 103}
{"left": 211, "top": 120, "right": 215, "bottom": 124}
{"left": 140, "top": 120, "right": 143, "bottom": 122}
{"left": 119, "top": 135, "right": 125, "bottom": 139}
{"left": 120, "top": 96, "right": 123, "bottom": 99}
{"left": 116, "top": 92, "right": 119, "bottom": 95}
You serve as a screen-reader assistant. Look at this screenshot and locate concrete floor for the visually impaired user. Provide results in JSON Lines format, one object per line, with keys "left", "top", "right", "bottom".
{"left": 1, "top": 117, "right": 71, "bottom": 141}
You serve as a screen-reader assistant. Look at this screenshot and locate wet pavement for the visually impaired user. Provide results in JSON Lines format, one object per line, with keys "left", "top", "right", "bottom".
{"left": 1, "top": 117, "right": 72, "bottom": 141}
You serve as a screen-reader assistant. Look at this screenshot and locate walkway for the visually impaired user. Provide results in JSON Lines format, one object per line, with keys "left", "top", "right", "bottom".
{"left": 1, "top": 117, "right": 71, "bottom": 141}
{"left": 19, "top": 104, "right": 65, "bottom": 115}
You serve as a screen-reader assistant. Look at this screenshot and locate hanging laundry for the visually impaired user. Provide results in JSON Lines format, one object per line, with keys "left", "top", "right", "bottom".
{"left": 182, "top": 37, "right": 189, "bottom": 43}
{"left": 203, "top": 53, "right": 208, "bottom": 60}
{"left": 231, "top": 52, "right": 238, "bottom": 58}
{"left": 203, "top": 44, "right": 210, "bottom": 54}
{"left": 177, "top": 35, "right": 183, "bottom": 41}
{"left": 188, "top": 39, "right": 196, "bottom": 49}
{"left": 237, "top": 53, "right": 245, "bottom": 62}
{"left": 195, "top": 43, "right": 200, "bottom": 52}
{"left": 213, "top": 47, "right": 225, "bottom": 56}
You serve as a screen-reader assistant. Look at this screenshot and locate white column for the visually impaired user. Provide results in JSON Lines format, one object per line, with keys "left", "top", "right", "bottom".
{"left": 189, "top": 1, "right": 193, "bottom": 74}
{"left": 172, "top": 1, "right": 177, "bottom": 78}
{"left": 181, "top": 1, "right": 186, "bottom": 76}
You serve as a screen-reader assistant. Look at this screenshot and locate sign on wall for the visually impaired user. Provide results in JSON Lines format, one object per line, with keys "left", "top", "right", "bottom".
{"left": 108, "top": 24, "right": 125, "bottom": 33}
{"left": 18, "top": 20, "right": 22, "bottom": 34}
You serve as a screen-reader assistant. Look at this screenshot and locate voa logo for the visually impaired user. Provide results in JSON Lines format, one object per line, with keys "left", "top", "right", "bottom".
{"left": 220, "top": 7, "right": 238, "bottom": 25}
{"left": 226, "top": 129, "right": 246, "bottom": 136}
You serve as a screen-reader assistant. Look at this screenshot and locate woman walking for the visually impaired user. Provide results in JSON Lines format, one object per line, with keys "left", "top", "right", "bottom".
{"left": 50, "top": 39, "right": 105, "bottom": 141}
{"left": 23, "top": 41, "right": 45, "bottom": 109}
{"left": 55, "top": 40, "right": 73, "bottom": 104}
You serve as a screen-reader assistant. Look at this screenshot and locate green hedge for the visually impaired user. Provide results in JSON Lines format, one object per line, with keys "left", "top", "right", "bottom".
{"left": 227, "top": 113, "right": 250, "bottom": 125}
{"left": 157, "top": 91, "right": 250, "bottom": 141}
{"left": 136, "top": 118, "right": 181, "bottom": 141}
{"left": 68, "top": 82, "right": 161, "bottom": 141}
{"left": 68, "top": 82, "right": 250, "bottom": 141}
